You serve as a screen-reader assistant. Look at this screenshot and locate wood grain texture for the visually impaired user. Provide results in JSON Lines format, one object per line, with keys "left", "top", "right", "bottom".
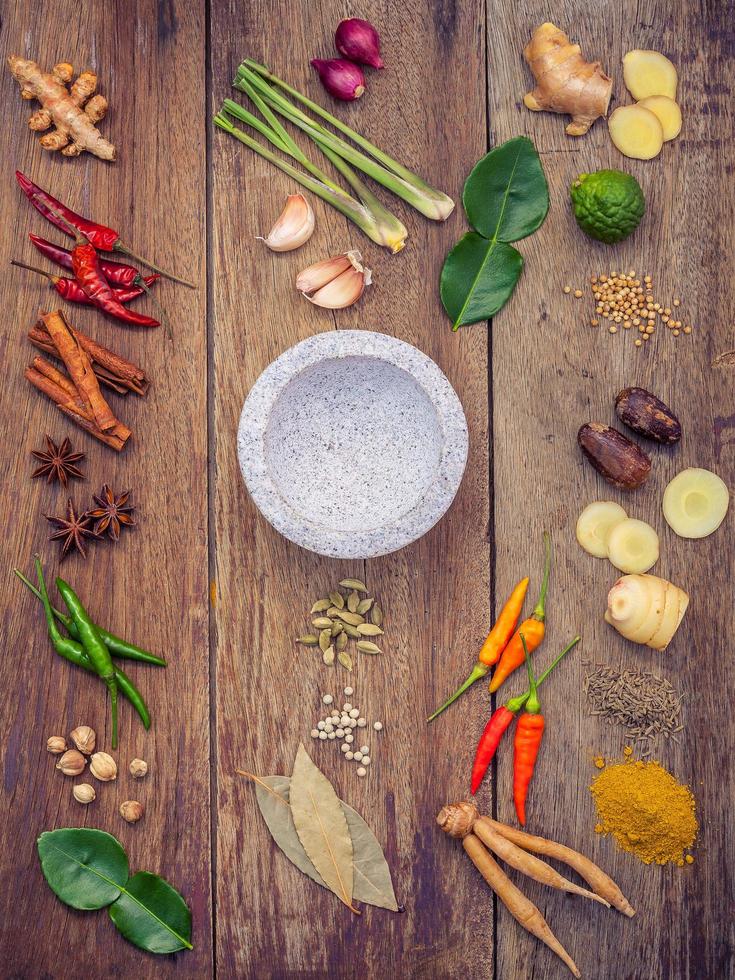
{"left": 1, "top": 0, "right": 733, "bottom": 977}
{"left": 487, "top": 3, "right": 735, "bottom": 979}
{"left": 0, "top": 2, "right": 211, "bottom": 977}
{"left": 209, "top": 0, "right": 491, "bottom": 975}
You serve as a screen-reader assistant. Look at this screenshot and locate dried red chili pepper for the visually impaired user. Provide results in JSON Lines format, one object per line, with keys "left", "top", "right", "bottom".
{"left": 29, "top": 233, "right": 143, "bottom": 288}
{"left": 26, "top": 198, "right": 161, "bottom": 328}
{"left": 16, "top": 171, "right": 195, "bottom": 288}
{"left": 11, "top": 260, "right": 158, "bottom": 307}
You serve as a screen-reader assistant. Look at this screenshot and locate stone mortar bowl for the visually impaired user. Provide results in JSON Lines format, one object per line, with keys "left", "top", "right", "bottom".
{"left": 237, "top": 330, "right": 469, "bottom": 559}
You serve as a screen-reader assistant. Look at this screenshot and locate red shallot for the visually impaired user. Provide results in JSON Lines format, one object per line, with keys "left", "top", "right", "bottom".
{"left": 310, "top": 58, "right": 365, "bottom": 101}
{"left": 335, "top": 18, "right": 384, "bottom": 69}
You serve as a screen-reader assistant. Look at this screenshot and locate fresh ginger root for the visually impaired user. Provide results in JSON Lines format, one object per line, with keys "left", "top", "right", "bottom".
{"left": 7, "top": 56, "right": 115, "bottom": 161}
{"left": 623, "top": 50, "right": 678, "bottom": 100}
{"left": 608, "top": 104, "right": 664, "bottom": 160}
{"left": 523, "top": 23, "right": 613, "bottom": 136}
{"left": 638, "top": 95, "right": 682, "bottom": 141}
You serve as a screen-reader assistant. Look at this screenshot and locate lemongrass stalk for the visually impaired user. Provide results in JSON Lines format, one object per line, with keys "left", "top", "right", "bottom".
{"left": 221, "top": 99, "right": 407, "bottom": 251}
{"left": 222, "top": 98, "right": 345, "bottom": 196}
{"left": 241, "top": 72, "right": 448, "bottom": 221}
{"left": 213, "top": 112, "right": 407, "bottom": 252}
{"left": 240, "top": 60, "right": 455, "bottom": 220}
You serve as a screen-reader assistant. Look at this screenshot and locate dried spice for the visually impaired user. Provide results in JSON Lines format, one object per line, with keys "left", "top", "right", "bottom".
{"left": 238, "top": 758, "right": 398, "bottom": 911}
{"left": 86, "top": 484, "right": 136, "bottom": 540}
{"left": 583, "top": 662, "right": 684, "bottom": 753}
{"left": 31, "top": 434, "right": 85, "bottom": 486}
{"left": 590, "top": 753, "right": 697, "bottom": 866}
{"left": 46, "top": 497, "right": 98, "bottom": 559}
{"left": 299, "top": 580, "right": 386, "bottom": 669}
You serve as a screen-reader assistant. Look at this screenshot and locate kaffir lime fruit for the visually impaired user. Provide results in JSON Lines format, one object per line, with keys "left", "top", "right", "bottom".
{"left": 570, "top": 170, "right": 645, "bottom": 244}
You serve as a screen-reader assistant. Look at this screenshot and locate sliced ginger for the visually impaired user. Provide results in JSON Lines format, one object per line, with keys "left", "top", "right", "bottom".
{"left": 607, "top": 518, "right": 659, "bottom": 574}
{"left": 623, "top": 50, "right": 678, "bottom": 101}
{"left": 662, "top": 468, "right": 730, "bottom": 539}
{"left": 523, "top": 22, "right": 613, "bottom": 136}
{"left": 576, "top": 501, "right": 627, "bottom": 558}
{"left": 7, "top": 55, "right": 115, "bottom": 160}
{"left": 608, "top": 104, "right": 663, "bottom": 160}
{"left": 638, "top": 96, "right": 682, "bottom": 141}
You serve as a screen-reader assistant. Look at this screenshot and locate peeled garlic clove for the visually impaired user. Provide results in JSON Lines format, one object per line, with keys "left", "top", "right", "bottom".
{"left": 258, "top": 193, "right": 315, "bottom": 252}
{"left": 296, "top": 252, "right": 353, "bottom": 294}
{"left": 306, "top": 266, "right": 369, "bottom": 309}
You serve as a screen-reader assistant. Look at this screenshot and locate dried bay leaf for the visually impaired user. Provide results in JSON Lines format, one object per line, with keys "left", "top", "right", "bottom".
{"left": 290, "top": 745, "right": 355, "bottom": 910}
{"left": 247, "top": 774, "right": 398, "bottom": 911}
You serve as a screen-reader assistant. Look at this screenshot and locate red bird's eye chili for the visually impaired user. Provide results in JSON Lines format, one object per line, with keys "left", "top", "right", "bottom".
{"left": 470, "top": 636, "right": 579, "bottom": 795}
{"left": 28, "top": 198, "right": 161, "bottom": 328}
{"left": 11, "top": 260, "right": 158, "bottom": 306}
{"left": 17, "top": 171, "right": 195, "bottom": 287}
{"left": 513, "top": 634, "right": 546, "bottom": 826}
{"left": 29, "top": 233, "right": 146, "bottom": 288}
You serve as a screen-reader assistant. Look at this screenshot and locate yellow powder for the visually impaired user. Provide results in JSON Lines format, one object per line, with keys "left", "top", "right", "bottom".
{"left": 590, "top": 756, "right": 697, "bottom": 866}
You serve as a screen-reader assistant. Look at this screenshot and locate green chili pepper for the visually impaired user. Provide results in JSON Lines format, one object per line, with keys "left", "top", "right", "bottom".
{"left": 31, "top": 560, "right": 150, "bottom": 729}
{"left": 52, "top": 570, "right": 119, "bottom": 749}
{"left": 14, "top": 569, "right": 166, "bottom": 666}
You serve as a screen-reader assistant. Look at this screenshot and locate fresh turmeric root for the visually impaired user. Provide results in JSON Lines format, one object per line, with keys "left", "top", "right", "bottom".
{"left": 8, "top": 56, "right": 116, "bottom": 161}
{"left": 523, "top": 22, "right": 612, "bottom": 136}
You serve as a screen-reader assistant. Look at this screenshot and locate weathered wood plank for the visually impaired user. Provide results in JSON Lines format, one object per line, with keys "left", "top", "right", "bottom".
{"left": 0, "top": 2, "right": 211, "bottom": 976}
{"left": 209, "top": 0, "right": 490, "bottom": 974}
{"left": 487, "top": 3, "right": 735, "bottom": 978}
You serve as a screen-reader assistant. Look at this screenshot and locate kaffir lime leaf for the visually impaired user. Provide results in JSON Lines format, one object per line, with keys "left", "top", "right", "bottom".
{"left": 570, "top": 170, "right": 645, "bottom": 244}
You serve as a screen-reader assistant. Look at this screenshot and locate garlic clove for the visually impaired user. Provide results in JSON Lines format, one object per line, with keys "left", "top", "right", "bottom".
{"left": 296, "top": 252, "right": 353, "bottom": 294}
{"left": 306, "top": 266, "right": 369, "bottom": 309}
{"left": 258, "top": 193, "right": 315, "bottom": 252}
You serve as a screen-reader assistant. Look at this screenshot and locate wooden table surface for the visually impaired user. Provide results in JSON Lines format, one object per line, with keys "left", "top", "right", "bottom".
{"left": 1, "top": 2, "right": 733, "bottom": 977}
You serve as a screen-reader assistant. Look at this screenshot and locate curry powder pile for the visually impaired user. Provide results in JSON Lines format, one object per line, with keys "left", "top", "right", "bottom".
{"left": 590, "top": 754, "right": 698, "bottom": 866}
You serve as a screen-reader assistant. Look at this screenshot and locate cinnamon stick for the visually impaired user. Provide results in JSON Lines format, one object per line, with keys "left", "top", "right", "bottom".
{"left": 29, "top": 321, "right": 149, "bottom": 396}
{"left": 26, "top": 362, "right": 131, "bottom": 452}
{"left": 40, "top": 309, "right": 117, "bottom": 431}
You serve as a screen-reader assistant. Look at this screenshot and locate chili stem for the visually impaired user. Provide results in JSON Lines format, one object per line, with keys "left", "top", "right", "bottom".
{"left": 11, "top": 259, "right": 56, "bottom": 282}
{"left": 427, "top": 662, "right": 489, "bottom": 722}
{"left": 113, "top": 243, "right": 196, "bottom": 289}
{"left": 532, "top": 531, "right": 551, "bottom": 621}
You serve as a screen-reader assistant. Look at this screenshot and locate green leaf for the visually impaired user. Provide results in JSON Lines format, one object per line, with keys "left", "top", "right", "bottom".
{"left": 441, "top": 235, "right": 523, "bottom": 328}
{"left": 252, "top": 775, "right": 399, "bottom": 911}
{"left": 462, "top": 136, "right": 549, "bottom": 242}
{"left": 108, "top": 871, "right": 193, "bottom": 954}
{"left": 37, "top": 829, "right": 129, "bottom": 910}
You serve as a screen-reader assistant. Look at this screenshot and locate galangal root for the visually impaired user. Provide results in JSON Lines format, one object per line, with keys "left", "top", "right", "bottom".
{"left": 523, "top": 23, "right": 612, "bottom": 136}
{"left": 7, "top": 56, "right": 116, "bottom": 161}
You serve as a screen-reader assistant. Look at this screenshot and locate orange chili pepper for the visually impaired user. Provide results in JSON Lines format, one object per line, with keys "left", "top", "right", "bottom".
{"left": 489, "top": 532, "right": 550, "bottom": 694}
{"left": 426, "top": 576, "right": 529, "bottom": 722}
{"left": 513, "top": 635, "right": 545, "bottom": 826}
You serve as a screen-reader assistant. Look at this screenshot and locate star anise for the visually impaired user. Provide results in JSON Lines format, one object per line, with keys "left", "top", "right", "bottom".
{"left": 46, "top": 498, "right": 98, "bottom": 559}
{"left": 86, "top": 485, "right": 136, "bottom": 541}
{"left": 31, "top": 435, "right": 85, "bottom": 487}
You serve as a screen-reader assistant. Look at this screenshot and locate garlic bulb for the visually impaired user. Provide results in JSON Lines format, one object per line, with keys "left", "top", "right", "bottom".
{"left": 258, "top": 194, "right": 315, "bottom": 251}
{"left": 89, "top": 752, "right": 117, "bottom": 781}
{"left": 73, "top": 783, "right": 96, "bottom": 805}
{"left": 70, "top": 725, "right": 96, "bottom": 755}
{"left": 120, "top": 800, "right": 144, "bottom": 823}
{"left": 56, "top": 749, "right": 86, "bottom": 776}
{"left": 297, "top": 250, "right": 372, "bottom": 309}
